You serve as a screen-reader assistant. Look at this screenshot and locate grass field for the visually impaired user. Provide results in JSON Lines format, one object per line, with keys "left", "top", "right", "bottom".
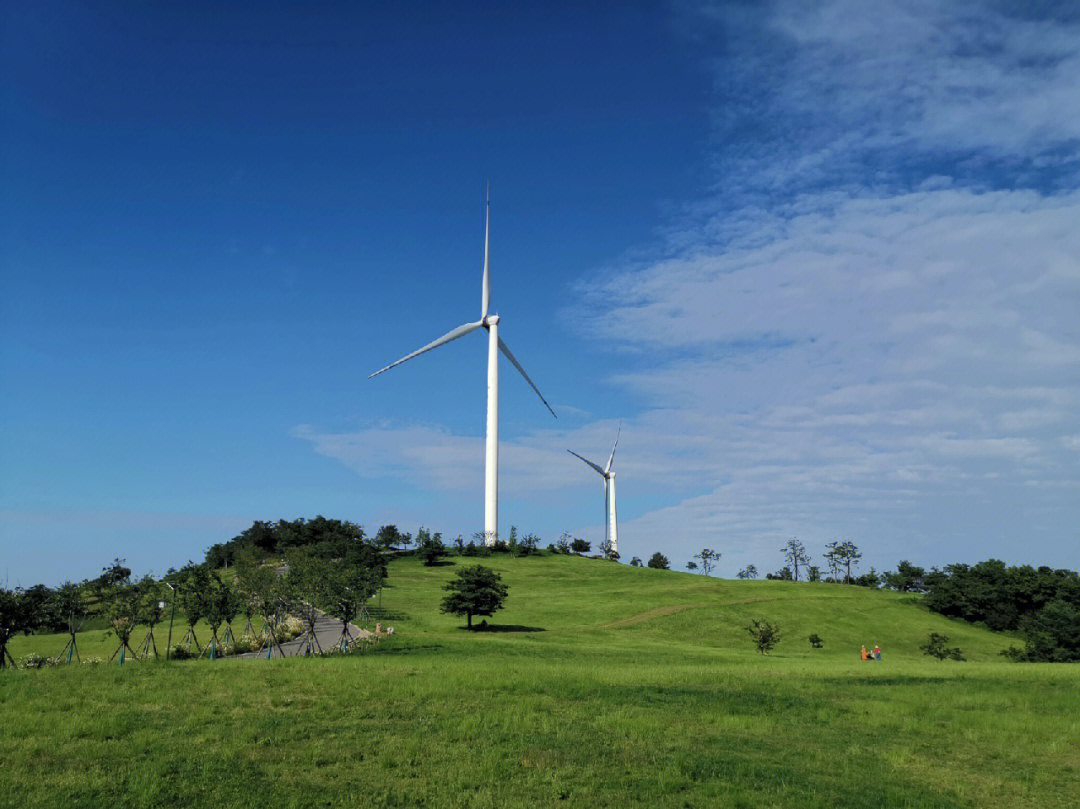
{"left": 2, "top": 553, "right": 1077, "bottom": 808}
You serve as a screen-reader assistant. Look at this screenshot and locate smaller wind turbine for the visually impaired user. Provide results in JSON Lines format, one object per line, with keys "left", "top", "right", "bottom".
{"left": 568, "top": 427, "right": 620, "bottom": 554}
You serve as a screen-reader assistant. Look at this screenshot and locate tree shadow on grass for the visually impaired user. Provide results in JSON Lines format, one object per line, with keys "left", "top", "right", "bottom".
{"left": 460, "top": 624, "right": 545, "bottom": 633}
{"left": 421, "top": 560, "right": 457, "bottom": 568}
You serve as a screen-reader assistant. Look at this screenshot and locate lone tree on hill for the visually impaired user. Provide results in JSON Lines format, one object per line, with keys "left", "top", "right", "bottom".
{"left": 694, "top": 548, "right": 720, "bottom": 576}
{"left": 781, "top": 538, "right": 810, "bottom": 581}
{"left": 686, "top": 561, "right": 698, "bottom": 572}
{"left": 570, "top": 538, "right": 591, "bottom": 555}
{"left": 737, "top": 565, "right": 758, "bottom": 580}
{"left": 746, "top": 619, "right": 781, "bottom": 655}
{"left": 647, "top": 552, "right": 670, "bottom": 570}
{"left": 440, "top": 565, "right": 508, "bottom": 629}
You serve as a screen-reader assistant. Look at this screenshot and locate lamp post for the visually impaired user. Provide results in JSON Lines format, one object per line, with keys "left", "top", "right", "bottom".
{"left": 164, "top": 582, "right": 177, "bottom": 661}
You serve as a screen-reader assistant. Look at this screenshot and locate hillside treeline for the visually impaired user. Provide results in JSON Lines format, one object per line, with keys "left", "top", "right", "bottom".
{"left": 922, "top": 560, "right": 1079, "bottom": 662}
{"left": 205, "top": 516, "right": 385, "bottom": 572}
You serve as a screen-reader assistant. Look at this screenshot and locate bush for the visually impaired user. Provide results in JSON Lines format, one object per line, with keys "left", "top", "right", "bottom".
{"left": 921, "top": 632, "right": 964, "bottom": 661}
{"left": 808, "top": 633, "right": 824, "bottom": 649}
{"left": 647, "top": 553, "right": 670, "bottom": 570}
{"left": 746, "top": 619, "right": 781, "bottom": 655}
{"left": 169, "top": 644, "right": 194, "bottom": 660}
{"left": 20, "top": 653, "right": 61, "bottom": 669}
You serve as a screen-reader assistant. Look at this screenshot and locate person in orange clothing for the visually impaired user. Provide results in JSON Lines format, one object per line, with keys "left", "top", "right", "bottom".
{"left": 874, "top": 644, "right": 881, "bottom": 661}
{"left": 860, "top": 645, "right": 869, "bottom": 661}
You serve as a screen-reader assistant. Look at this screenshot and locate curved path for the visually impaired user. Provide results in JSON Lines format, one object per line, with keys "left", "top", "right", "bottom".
{"left": 233, "top": 609, "right": 373, "bottom": 659}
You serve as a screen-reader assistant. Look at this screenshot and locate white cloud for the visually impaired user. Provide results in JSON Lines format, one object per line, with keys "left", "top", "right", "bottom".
{"left": 297, "top": 2, "right": 1080, "bottom": 570}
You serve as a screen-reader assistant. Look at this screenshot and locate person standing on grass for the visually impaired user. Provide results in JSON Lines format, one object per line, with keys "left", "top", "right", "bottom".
{"left": 874, "top": 644, "right": 881, "bottom": 661}
{"left": 861, "top": 645, "right": 869, "bottom": 661}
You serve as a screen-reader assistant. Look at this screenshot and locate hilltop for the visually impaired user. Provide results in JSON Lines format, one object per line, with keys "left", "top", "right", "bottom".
{"left": 2, "top": 553, "right": 1077, "bottom": 809}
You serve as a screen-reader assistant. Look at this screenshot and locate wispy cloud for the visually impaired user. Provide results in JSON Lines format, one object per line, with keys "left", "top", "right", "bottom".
{"left": 299, "top": 1, "right": 1080, "bottom": 570}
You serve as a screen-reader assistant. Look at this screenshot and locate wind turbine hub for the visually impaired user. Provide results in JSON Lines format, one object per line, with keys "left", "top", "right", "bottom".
{"left": 484, "top": 314, "right": 500, "bottom": 327}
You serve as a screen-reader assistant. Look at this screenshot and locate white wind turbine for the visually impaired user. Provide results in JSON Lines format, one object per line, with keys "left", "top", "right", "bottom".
{"left": 369, "top": 190, "right": 556, "bottom": 545}
{"left": 568, "top": 427, "right": 620, "bottom": 554}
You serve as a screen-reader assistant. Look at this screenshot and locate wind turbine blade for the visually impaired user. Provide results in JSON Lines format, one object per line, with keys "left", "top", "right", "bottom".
{"left": 605, "top": 424, "right": 621, "bottom": 474}
{"left": 498, "top": 337, "right": 556, "bottom": 418}
{"left": 567, "top": 449, "right": 605, "bottom": 477}
{"left": 369, "top": 321, "right": 484, "bottom": 378}
{"left": 481, "top": 186, "right": 490, "bottom": 318}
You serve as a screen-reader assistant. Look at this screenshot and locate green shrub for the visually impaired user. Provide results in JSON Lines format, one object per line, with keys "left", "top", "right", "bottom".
{"left": 921, "top": 632, "right": 965, "bottom": 661}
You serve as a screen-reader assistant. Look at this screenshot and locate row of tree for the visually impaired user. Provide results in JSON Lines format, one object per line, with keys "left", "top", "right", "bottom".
{"left": 1, "top": 539, "right": 389, "bottom": 667}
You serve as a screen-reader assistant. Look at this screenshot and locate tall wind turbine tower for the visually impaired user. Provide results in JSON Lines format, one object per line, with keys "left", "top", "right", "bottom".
{"left": 370, "top": 189, "right": 556, "bottom": 544}
{"left": 568, "top": 427, "right": 620, "bottom": 553}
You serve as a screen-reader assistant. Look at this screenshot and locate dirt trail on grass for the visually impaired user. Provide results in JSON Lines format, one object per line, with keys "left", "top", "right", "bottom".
{"left": 599, "top": 595, "right": 779, "bottom": 630}
{"left": 601, "top": 604, "right": 698, "bottom": 628}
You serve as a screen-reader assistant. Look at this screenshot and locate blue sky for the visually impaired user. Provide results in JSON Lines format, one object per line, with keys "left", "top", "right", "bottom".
{"left": 3, "top": 1, "right": 1079, "bottom": 585}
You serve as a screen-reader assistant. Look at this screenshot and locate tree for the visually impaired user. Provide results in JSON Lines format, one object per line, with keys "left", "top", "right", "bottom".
{"left": 1008, "top": 599, "right": 1080, "bottom": 662}
{"left": 686, "top": 561, "right": 698, "bottom": 572}
{"left": 203, "top": 572, "right": 241, "bottom": 658}
{"left": 883, "top": 560, "right": 927, "bottom": 593}
{"left": 137, "top": 577, "right": 168, "bottom": 658}
{"left": 737, "top": 565, "right": 758, "bottom": 580}
{"left": 321, "top": 558, "right": 382, "bottom": 650}
{"left": 825, "top": 542, "right": 842, "bottom": 578}
{"left": 93, "top": 558, "right": 132, "bottom": 593}
{"left": 922, "top": 632, "right": 964, "bottom": 661}
{"left": 285, "top": 550, "right": 331, "bottom": 656}
{"left": 177, "top": 563, "right": 211, "bottom": 652}
{"left": 746, "top": 619, "right": 781, "bottom": 655}
{"left": 570, "top": 538, "right": 591, "bottom": 555}
{"left": 440, "top": 565, "right": 508, "bottom": 629}
{"left": 376, "top": 524, "right": 409, "bottom": 552}
{"left": 555, "top": 533, "right": 573, "bottom": 554}
{"left": 629, "top": 557, "right": 642, "bottom": 567}
{"left": 417, "top": 527, "right": 446, "bottom": 566}
{"left": 599, "top": 539, "right": 619, "bottom": 561}
{"left": 106, "top": 580, "right": 142, "bottom": 664}
{"left": 808, "top": 566, "right": 821, "bottom": 582}
{"left": 647, "top": 553, "right": 670, "bottom": 570}
{"left": 836, "top": 541, "right": 862, "bottom": 583}
{"left": 517, "top": 533, "right": 540, "bottom": 557}
{"left": 781, "top": 538, "right": 810, "bottom": 581}
{"left": 694, "top": 548, "right": 720, "bottom": 576}
{"left": 0, "top": 587, "right": 33, "bottom": 668}
{"left": 21, "top": 584, "right": 57, "bottom": 632}
{"left": 808, "top": 633, "right": 824, "bottom": 649}
{"left": 52, "top": 582, "right": 87, "bottom": 663}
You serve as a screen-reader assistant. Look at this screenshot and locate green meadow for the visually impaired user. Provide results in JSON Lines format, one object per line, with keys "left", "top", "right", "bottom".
{"left": 2, "top": 554, "right": 1078, "bottom": 808}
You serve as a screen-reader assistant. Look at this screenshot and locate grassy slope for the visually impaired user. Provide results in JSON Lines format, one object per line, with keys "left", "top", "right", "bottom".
{"left": 2, "top": 554, "right": 1077, "bottom": 809}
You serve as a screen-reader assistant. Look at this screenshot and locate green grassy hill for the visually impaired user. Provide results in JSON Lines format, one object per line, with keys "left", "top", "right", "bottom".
{"left": 2, "top": 553, "right": 1077, "bottom": 809}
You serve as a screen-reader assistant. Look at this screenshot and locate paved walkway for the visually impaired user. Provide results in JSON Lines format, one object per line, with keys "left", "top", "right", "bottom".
{"left": 232, "top": 609, "right": 373, "bottom": 659}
